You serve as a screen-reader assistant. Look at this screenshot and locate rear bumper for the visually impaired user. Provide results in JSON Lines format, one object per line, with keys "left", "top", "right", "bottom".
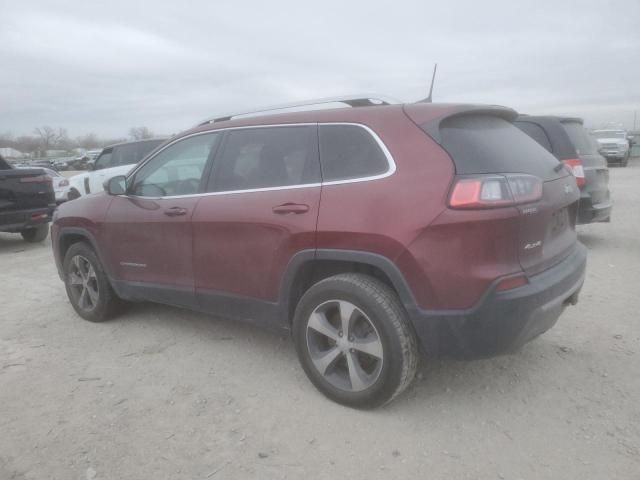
{"left": 578, "top": 192, "right": 612, "bottom": 224}
{"left": 603, "top": 153, "right": 626, "bottom": 162}
{"left": 407, "top": 243, "right": 587, "bottom": 358}
{"left": 0, "top": 207, "right": 54, "bottom": 233}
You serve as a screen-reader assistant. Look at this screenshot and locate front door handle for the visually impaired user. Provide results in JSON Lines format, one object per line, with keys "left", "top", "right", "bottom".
{"left": 164, "top": 207, "right": 188, "bottom": 217}
{"left": 272, "top": 203, "right": 310, "bottom": 215}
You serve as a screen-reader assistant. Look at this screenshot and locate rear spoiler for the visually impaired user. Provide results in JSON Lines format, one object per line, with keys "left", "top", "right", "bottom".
{"left": 404, "top": 104, "right": 518, "bottom": 145}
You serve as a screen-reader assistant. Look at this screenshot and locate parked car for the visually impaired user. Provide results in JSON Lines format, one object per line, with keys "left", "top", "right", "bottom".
{"left": 52, "top": 97, "right": 586, "bottom": 408}
{"left": 1, "top": 154, "right": 55, "bottom": 242}
{"left": 592, "top": 129, "right": 630, "bottom": 166}
{"left": 515, "top": 116, "right": 612, "bottom": 224}
{"left": 67, "top": 139, "right": 166, "bottom": 200}
{"left": 16, "top": 166, "right": 71, "bottom": 204}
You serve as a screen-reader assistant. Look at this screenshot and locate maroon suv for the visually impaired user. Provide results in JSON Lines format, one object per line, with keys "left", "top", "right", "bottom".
{"left": 52, "top": 97, "right": 587, "bottom": 408}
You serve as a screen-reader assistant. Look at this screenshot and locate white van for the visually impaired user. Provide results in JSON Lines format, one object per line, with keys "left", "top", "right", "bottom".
{"left": 68, "top": 138, "right": 166, "bottom": 199}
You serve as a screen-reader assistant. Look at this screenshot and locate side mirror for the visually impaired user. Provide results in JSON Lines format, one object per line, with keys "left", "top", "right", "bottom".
{"left": 105, "top": 175, "right": 127, "bottom": 195}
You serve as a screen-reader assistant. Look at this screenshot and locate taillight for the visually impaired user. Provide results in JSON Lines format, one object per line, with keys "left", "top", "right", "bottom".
{"left": 20, "top": 175, "right": 52, "bottom": 184}
{"left": 449, "top": 174, "right": 542, "bottom": 209}
{"left": 562, "top": 159, "right": 586, "bottom": 189}
{"left": 495, "top": 274, "right": 528, "bottom": 292}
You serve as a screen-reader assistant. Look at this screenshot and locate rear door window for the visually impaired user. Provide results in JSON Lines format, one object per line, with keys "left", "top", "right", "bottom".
{"left": 318, "top": 125, "right": 389, "bottom": 182}
{"left": 437, "top": 115, "right": 564, "bottom": 181}
{"left": 208, "top": 126, "right": 320, "bottom": 192}
{"left": 514, "top": 121, "right": 552, "bottom": 152}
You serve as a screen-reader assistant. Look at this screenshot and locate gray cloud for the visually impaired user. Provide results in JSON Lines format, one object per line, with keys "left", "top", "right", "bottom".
{"left": 1, "top": 0, "right": 639, "bottom": 137}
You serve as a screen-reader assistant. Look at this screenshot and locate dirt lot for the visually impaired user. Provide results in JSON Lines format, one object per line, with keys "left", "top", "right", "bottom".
{"left": 1, "top": 161, "right": 639, "bottom": 480}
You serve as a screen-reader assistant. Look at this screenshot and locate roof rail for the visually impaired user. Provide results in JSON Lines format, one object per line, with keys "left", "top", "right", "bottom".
{"left": 196, "top": 94, "right": 400, "bottom": 126}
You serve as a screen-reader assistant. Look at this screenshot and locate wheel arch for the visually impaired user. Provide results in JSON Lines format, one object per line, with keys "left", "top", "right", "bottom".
{"left": 57, "top": 228, "right": 112, "bottom": 279}
{"left": 281, "top": 249, "right": 418, "bottom": 325}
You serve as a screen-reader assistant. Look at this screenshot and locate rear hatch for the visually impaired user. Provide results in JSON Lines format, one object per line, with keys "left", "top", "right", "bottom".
{"left": 560, "top": 120, "right": 610, "bottom": 206}
{"left": 410, "top": 109, "right": 580, "bottom": 276}
{"left": 0, "top": 163, "right": 55, "bottom": 217}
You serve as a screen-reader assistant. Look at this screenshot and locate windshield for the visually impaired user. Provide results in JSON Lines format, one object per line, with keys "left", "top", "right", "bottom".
{"left": 593, "top": 130, "right": 625, "bottom": 139}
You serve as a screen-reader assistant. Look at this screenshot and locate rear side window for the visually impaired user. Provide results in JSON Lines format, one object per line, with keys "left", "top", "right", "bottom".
{"left": 437, "top": 115, "right": 563, "bottom": 181}
{"left": 514, "top": 121, "right": 552, "bottom": 152}
{"left": 319, "top": 125, "right": 389, "bottom": 182}
{"left": 561, "top": 122, "right": 596, "bottom": 155}
{"left": 209, "top": 126, "right": 320, "bottom": 192}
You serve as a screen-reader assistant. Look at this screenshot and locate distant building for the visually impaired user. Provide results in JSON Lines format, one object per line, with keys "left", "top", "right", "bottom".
{"left": 0, "top": 147, "right": 25, "bottom": 159}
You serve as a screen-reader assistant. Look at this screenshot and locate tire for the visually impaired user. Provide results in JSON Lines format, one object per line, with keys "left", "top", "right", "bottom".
{"left": 63, "top": 242, "right": 124, "bottom": 322}
{"left": 67, "top": 188, "right": 81, "bottom": 200}
{"left": 293, "top": 273, "right": 419, "bottom": 409}
{"left": 21, "top": 224, "right": 49, "bottom": 243}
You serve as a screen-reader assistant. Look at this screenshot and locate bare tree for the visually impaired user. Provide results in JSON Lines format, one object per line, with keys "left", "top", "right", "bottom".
{"left": 34, "top": 126, "right": 57, "bottom": 152}
{"left": 129, "top": 127, "right": 154, "bottom": 141}
{"left": 77, "top": 132, "right": 100, "bottom": 150}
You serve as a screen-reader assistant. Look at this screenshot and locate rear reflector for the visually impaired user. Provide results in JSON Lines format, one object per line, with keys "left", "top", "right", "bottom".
{"left": 562, "top": 159, "right": 586, "bottom": 189}
{"left": 495, "top": 274, "right": 528, "bottom": 292}
{"left": 31, "top": 213, "right": 48, "bottom": 220}
{"left": 20, "top": 175, "right": 52, "bottom": 184}
{"left": 449, "top": 174, "right": 542, "bottom": 209}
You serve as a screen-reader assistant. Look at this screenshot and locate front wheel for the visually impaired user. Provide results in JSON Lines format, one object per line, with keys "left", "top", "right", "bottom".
{"left": 63, "top": 242, "right": 124, "bottom": 322}
{"left": 67, "top": 188, "right": 81, "bottom": 200}
{"left": 21, "top": 224, "right": 49, "bottom": 243}
{"left": 293, "top": 273, "right": 419, "bottom": 409}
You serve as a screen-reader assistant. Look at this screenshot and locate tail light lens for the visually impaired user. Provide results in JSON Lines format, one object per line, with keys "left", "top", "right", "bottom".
{"left": 20, "top": 175, "right": 52, "bottom": 184}
{"left": 449, "top": 174, "right": 543, "bottom": 209}
{"left": 562, "top": 159, "right": 586, "bottom": 189}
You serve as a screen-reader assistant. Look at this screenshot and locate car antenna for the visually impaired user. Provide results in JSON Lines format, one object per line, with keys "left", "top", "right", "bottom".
{"left": 419, "top": 63, "right": 438, "bottom": 103}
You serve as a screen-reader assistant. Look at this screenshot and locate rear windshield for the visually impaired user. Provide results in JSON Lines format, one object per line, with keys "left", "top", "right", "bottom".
{"left": 437, "top": 115, "right": 563, "bottom": 181}
{"left": 562, "top": 122, "right": 596, "bottom": 155}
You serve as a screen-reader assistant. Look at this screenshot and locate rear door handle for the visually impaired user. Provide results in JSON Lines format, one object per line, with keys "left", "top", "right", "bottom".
{"left": 164, "top": 207, "right": 188, "bottom": 217}
{"left": 272, "top": 203, "right": 310, "bottom": 215}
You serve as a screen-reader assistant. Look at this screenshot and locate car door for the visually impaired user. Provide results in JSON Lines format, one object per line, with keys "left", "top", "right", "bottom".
{"left": 192, "top": 125, "right": 321, "bottom": 325}
{"left": 101, "top": 132, "right": 221, "bottom": 307}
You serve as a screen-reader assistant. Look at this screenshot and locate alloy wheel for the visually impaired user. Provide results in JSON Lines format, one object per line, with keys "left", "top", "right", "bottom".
{"left": 305, "top": 300, "right": 384, "bottom": 392}
{"left": 68, "top": 255, "right": 99, "bottom": 312}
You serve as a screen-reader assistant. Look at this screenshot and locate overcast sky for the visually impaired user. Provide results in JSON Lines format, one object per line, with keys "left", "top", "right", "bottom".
{"left": 2, "top": 0, "right": 639, "bottom": 138}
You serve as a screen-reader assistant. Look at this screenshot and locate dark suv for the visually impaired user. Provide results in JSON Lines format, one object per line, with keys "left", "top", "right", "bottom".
{"left": 52, "top": 97, "right": 587, "bottom": 408}
{"left": 515, "top": 116, "right": 612, "bottom": 224}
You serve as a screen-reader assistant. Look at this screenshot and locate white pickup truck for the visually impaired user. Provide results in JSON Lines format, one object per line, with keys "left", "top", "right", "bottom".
{"left": 68, "top": 138, "right": 166, "bottom": 199}
{"left": 592, "top": 129, "right": 631, "bottom": 167}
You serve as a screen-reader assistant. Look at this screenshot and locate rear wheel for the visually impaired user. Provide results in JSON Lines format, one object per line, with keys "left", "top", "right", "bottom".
{"left": 21, "top": 224, "right": 49, "bottom": 243}
{"left": 63, "top": 242, "right": 123, "bottom": 322}
{"left": 293, "top": 273, "right": 418, "bottom": 409}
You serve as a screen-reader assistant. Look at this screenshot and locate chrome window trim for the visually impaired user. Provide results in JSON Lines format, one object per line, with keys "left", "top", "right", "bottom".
{"left": 125, "top": 122, "right": 396, "bottom": 200}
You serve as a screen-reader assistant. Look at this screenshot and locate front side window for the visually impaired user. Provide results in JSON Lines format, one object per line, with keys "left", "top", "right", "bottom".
{"left": 208, "top": 126, "right": 319, "bottom": 192}
{"left": 111, "top": 140, "right": 165, "bottom": 168}
{"left": 131, "top": 133, "right": 219, "bottom": 197}
{"left": 319, "top": 125, "right": 389, "bottom": 182}
{"left": 93, "top": 149, "right": 113, "bottom": 170}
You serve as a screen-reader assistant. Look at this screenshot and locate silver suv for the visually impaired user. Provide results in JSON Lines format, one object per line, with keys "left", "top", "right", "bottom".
{"left": 592, "top": 129, "right": 630, "bottom": 166}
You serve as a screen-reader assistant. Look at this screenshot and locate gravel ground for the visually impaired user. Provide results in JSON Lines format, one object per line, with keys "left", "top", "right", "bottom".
{"left": 1, "top": 160, "right": 639, "bottom": 480}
